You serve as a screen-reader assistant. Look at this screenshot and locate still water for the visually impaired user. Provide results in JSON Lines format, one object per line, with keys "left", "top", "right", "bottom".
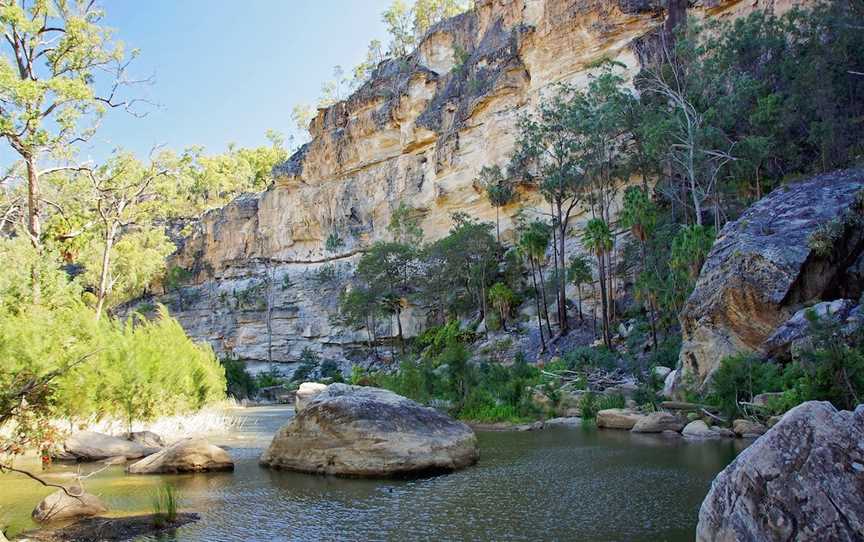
{"left": 1, "top": 407, "right": 745, "bottom": 541}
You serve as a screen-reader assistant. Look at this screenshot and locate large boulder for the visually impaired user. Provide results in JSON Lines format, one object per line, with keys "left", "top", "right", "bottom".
{"left": 595, "top": 409, "right": 645, "bottom": 430}
{"left": 631, "top": 411, "right": 685, "bottom": 433}
{"left": 127, "top": 437, "right": 234, "bottom": 474}
{"left": 54, "top": 431, "right": 160, "bottom": 462}
{"left": 697, "top": 401, "right": 864, "bottom": 541}
{"left": 676, "top": 170, "right": 864, "bottom": 391}
{"left": 294, "top": 382, "right": 327, "bottom": 412}
{"left": 32, "top": 487, "right": 107, "bottom": 523}
{"left": 260, "top": 384, "right": 478, "bottom": 477}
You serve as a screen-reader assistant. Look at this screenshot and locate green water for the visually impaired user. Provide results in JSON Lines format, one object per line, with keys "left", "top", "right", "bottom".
{"left": 0, "top": 407, "right": 745, "bottom": 541}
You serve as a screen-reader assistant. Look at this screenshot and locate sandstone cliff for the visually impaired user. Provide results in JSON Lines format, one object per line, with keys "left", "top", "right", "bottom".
{"left": 155, "top": 0, "right": 801, "bottom": 372}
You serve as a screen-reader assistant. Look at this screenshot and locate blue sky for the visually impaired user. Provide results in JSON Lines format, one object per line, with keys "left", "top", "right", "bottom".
{"left": 78, "top": 0, "right": 393, "bottom": 161}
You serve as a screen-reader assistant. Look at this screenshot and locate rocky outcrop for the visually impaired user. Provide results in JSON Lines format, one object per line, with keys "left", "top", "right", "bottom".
{"left": 139, "top": 0, "right": 795, "bottom": 372}
{"left": 697, "top": 401, "right": 864, "bottom": 541}
{"left": 54, "top": 431, "right": 160, "bottom": 462}
{"left": 631, "top": 411, "right": 685, "bottom": 433}
{"left": 32, "top": 488, "right": 107, "bottom": 523}
{"left": 676, "top": 170, "right": 864, "bottom": 391}
{"left": 126, "top": 438, "right": 234, "bottom": 474}
{"left": 260, "top": 384, "right": 478, "bottom": 477}
{"left": 596, "top": 409, "right": 644, "bottom": 430}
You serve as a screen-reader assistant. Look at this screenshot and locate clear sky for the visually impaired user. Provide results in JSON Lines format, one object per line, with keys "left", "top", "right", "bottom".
{"left": 77, "top": 0, "right": 393, "bottom": 161}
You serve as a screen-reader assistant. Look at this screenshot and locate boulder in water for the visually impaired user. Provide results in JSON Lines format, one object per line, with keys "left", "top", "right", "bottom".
{"left": 595, "top": 409, "right": 644, "bottom": 430}
{"left": 127, "top": 437, "right": 233, "bottom": 474}
{"left": 682, "top": 420, "right": 720, "bottom": 439}
{"left": 631, "top": 412, "right": 685, "bottom": 433}
{"left": 260, "top": 384, "right": 478, "bottom": 477}
{"left": 32, "top": 487, "right": 107, "bottom": 523}
{"left": 697, "top": 401, "right": 864, "bottom": 541}
{"left": 54, "top": 431, "right": 160, "bottom": 462}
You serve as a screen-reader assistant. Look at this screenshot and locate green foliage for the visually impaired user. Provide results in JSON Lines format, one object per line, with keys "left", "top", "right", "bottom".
{"left": 561, "top": 346, "right": 618, "bottom": 371}
{"left": 670, "top": 224, "right": 715, "bottom": 279}
{"left": 706, "top": 354, "right": 782, "bottom": 420}
{"left": 597, "top": 393, "right": 626, "bottom": 411}
{"left": 222, "top": 358, "right": 258, "bottom": 399}
{"left": 578, "top": 392, "right": 599, "bottom": 420}
{"left": 164, "top": 266, "right": 194, "bottom": 292}
{"left": 316, "top": 264, "right": 337, "bottom": 284}
{"left": 488, "top": 283, "right": 517, "bottom": 324}
{"left": 291, "top": 347, "right": 321, "bottom": 382}
{"left": 417, "top": 320, "right": 474, "bottom": 358}
{"left": 325, "top": 232, "right": 345, "bottom": 253}
{"left": 620, "top": 186, "right": 658, "bottom": 241}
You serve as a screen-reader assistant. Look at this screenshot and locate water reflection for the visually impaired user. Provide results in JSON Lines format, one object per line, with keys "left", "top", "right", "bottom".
{"left": 0, "top": 408, "right": 742, "bottom": 541}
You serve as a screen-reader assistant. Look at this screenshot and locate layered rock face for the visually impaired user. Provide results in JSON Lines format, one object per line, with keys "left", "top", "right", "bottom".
{"left": 697, "top": 401, "right": 864, "bottom": 541}
{"left": 259, "top": 384, "right": 478, "bottom": 477}
{"left": 675, "top": 170, "right": 864, "bottom": 391}
{"left": 157, "top": 0, "right": 802, "bottom": 370}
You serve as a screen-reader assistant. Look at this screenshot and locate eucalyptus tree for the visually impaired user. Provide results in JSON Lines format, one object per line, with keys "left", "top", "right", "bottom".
{"left": 583, "top": 218, "right": 613, "bottom": 348}
{"left": 0, "top": 0, "right": 145, "bottom": 300}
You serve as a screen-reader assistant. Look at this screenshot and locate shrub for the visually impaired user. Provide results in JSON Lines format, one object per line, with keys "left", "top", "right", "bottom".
{"left": 291, "top": 347, "right": 320, "bottom": 382}
{"left": 706, "top": 353, "right": 782, "bottom": 419}
{"left": 578, "top": 392, "right": 599, "bottom": 420}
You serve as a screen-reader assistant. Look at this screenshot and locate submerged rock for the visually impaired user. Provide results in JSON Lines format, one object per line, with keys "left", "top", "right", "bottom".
{"left": 32, "top": 487, "right": 107, "bottom": 523}
{"left": 260, "top": 384, "right": 478, "bottom": 477}
{"left": 295, "top": 382, "right": 327, "bottom": 412}
{"left": 127, "top": 437, "right": 233, "bottom": 474}
{"left": 596, "top": 409, "right": 645, "bottom": 430}
{"left": 631, "top": 412, "right": 685, "bottom": 433}
{"left": 544, "top": 417, "right": 582, "bottom": 428}
{"left": 697, "top": 401, "right": 864, "bottom": 541}
{"left": 54, "top": 431, "right": 160, "bottom": 462}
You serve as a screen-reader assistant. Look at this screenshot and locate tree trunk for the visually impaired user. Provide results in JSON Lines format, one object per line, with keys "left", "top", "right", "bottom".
{"left": 396, "top": 306, "right": 405, "bottom": 355}
{"left": 556, "top": 201, "right": 569, "bottom": 334}
{"left": 577, "top": 284, "right": 583, "bottom": 321}
{"left": 596, "top": 251, "right": 611, "bottom": 348}
{"left": 495, "top": 206, "right": 500, "bottom": 245}
{"left": 26, "top": 155, "right": 42, "bottom": 303}
{"left": 639, "top": 240, "right": 658, "bottom": 350}
{"left": 95, "top": 224, "right": 117, "bottom": 321}
{"left": 529, "top": 257, "right": 546, "bottom": 352}
{"left": 537, "top": 256, "right": 553, "bottom": 338}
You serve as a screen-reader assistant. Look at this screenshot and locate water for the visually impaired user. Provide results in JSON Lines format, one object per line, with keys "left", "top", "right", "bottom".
{"left": 1, "top": 407, "right": 745, "bottom": 541}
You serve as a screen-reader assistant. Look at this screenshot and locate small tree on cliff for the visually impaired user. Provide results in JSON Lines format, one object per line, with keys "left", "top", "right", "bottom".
{"left": 0, "top": 1, "right": 146, "bottom": 301}
{"left": 478, "top": 165, "right": 516, "bottom": 244}
{"left": 517, "top": 219, "right": 552, "bottom": 350}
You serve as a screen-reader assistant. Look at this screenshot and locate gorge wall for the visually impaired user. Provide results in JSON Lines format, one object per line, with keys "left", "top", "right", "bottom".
{"left": 153, "top": 0, "right": 802, "bottom": 372}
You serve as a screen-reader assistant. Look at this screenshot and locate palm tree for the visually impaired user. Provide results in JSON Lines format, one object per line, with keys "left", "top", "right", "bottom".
{"left": 620, "top": 186, "right": 659, "bottom": 349}
{"left": 583, "top": 218, "right": 613, "bottom": 348}
{"left": 567, "top": 254, "right": 592, "bottom": 322}
{"left": 517, "top": 221, "right": 552, "bottom": 352}
{"left": 479, "top": 165, "right": 516, "bottom": 244}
